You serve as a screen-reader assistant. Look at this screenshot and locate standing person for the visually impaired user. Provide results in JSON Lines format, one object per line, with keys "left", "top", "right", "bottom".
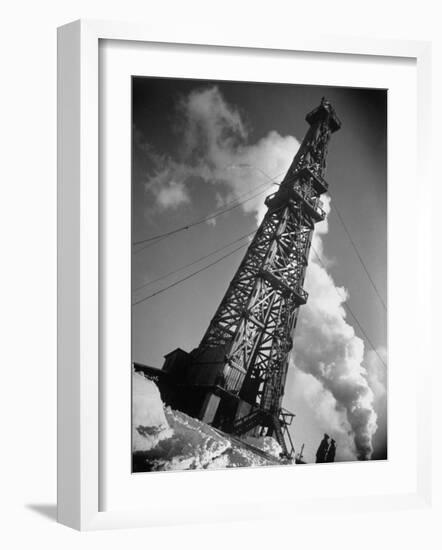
{"left": 315, "top": 434, "right": 330, "bottom": 463}
{"left": 325, "top": 439, "right": 336, "bottom": 462}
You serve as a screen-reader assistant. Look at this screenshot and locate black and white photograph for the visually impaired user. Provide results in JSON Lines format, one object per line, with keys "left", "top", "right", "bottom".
{"left": 4, "top": 0, "right": 439, "bottom": 542}
{"left": 131, "top": 77, "right": 387, "bottom": 472}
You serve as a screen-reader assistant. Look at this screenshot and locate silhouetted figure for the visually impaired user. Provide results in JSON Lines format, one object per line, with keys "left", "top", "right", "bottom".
{"left": 325, "top": 439, "right": 336, "bottom": 463}
{"left": 315, "top": 434, "right": 330, "bottom": 463}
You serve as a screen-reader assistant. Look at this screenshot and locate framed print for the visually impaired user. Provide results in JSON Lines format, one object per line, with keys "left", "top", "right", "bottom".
{"left": 57, "top": 19, "right": 432, "bottom": 530}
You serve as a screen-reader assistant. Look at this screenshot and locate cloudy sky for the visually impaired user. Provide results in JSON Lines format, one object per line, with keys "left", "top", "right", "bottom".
{"left": 131, "top": 77, "right": 387, "bottom": 463}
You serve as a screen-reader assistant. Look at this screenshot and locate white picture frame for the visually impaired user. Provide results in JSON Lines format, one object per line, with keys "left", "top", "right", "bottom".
{"left": 57, "top": 19, "right": 432, "bottom": 531}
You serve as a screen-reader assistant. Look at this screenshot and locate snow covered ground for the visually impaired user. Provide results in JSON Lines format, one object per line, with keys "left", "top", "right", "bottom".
{"left": 132, "top": 371, "right": 287, "bottom": 472}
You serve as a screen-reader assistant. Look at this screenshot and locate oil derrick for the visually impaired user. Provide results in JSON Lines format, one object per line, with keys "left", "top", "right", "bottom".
{"left": 162, "top": 98, "right": 341, "bottom": 457}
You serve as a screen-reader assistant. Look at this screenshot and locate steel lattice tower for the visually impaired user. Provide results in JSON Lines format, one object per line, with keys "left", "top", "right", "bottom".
{"left": 163, "top": 99, "right": 341, "bottom": 457}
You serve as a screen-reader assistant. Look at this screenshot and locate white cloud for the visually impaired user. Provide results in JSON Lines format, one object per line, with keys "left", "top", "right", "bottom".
{"left": 179, "top": 86, "right": 247, "bottom": 159}
{"left": 138, "top": 86, "right": 300, "bottom": 218}
{"left": 156, "top": 180, "right": 190, "bottom": 210}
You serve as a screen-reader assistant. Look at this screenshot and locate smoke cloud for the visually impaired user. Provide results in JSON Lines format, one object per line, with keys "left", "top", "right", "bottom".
{"left": 292, "top": 253, "right": 379, "bottom": 459}
{"left": 290, "top": 368, "right": 358, "bottom": 461}
{"left": 137, "top": 85, "right": 386, "bottom": 460}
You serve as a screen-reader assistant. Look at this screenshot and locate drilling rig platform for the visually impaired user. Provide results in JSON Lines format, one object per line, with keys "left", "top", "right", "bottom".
{"left": 135, "top": 98, "right": 341, "bottom": 459}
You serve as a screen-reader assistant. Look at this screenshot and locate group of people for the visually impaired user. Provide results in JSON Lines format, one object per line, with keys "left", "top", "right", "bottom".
{"left": 315, "top": 433, "right": 336, "bottom": 463}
